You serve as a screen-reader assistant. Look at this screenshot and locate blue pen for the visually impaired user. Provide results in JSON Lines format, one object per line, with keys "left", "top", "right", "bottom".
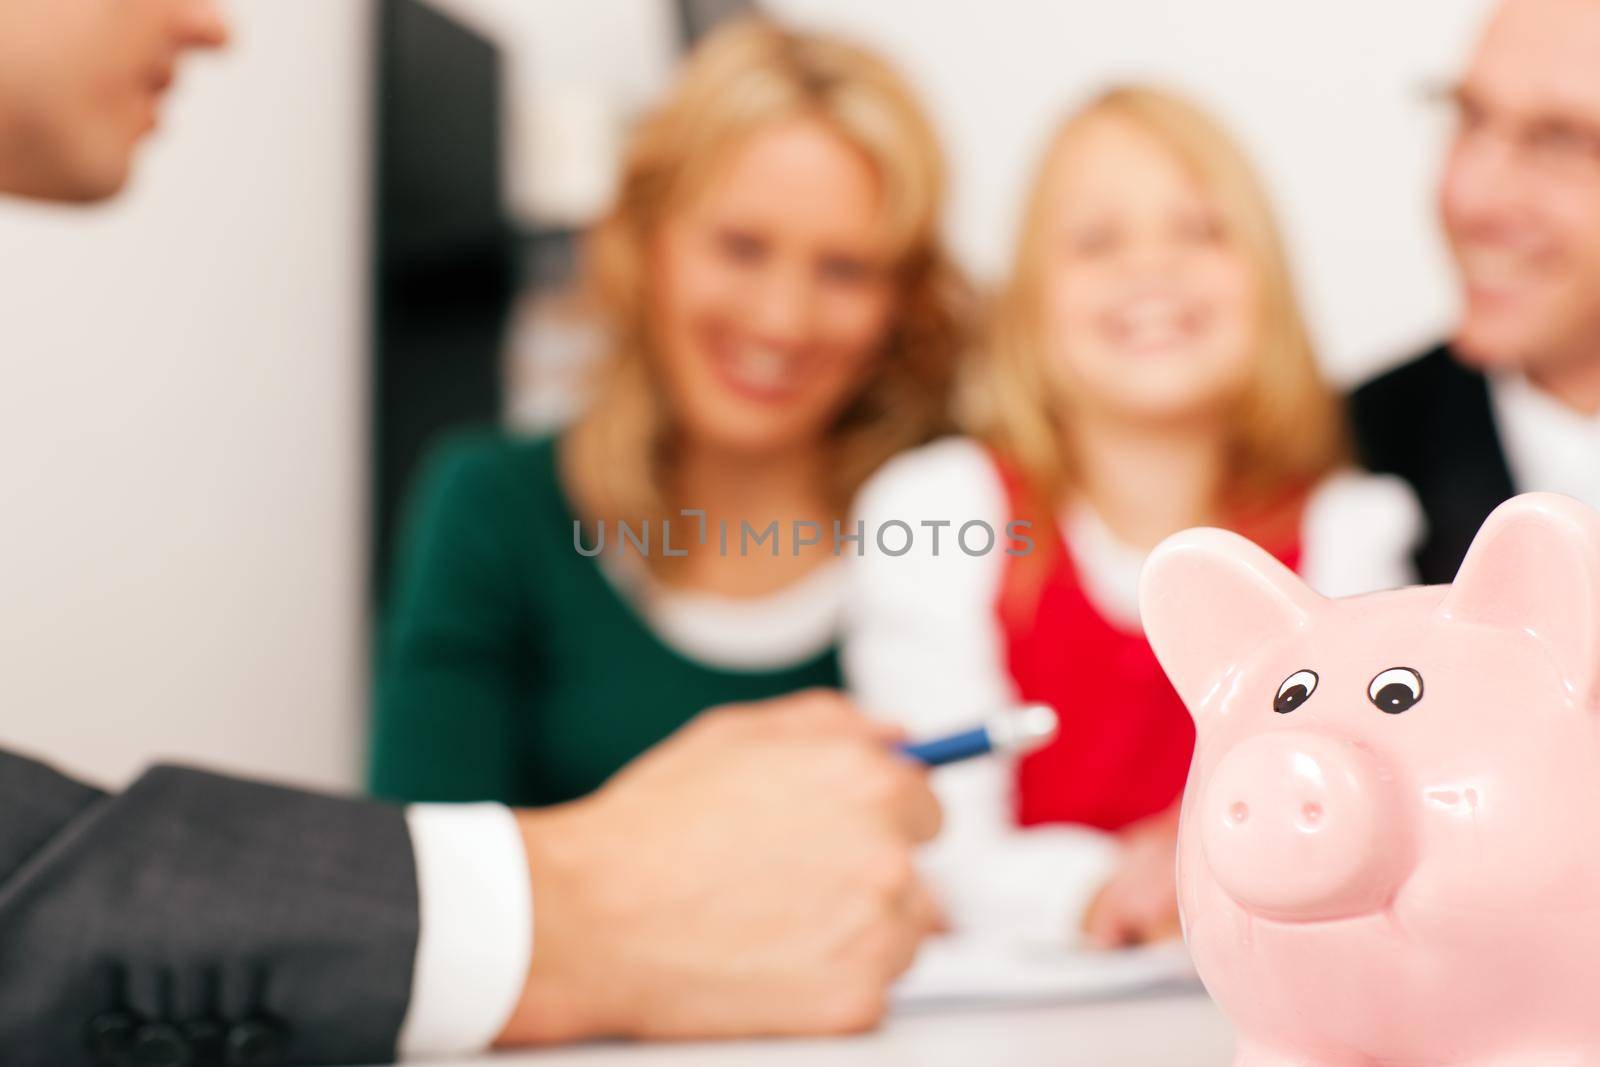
{"left": 899, "top": 704, "right": 1059, "bottom": 767}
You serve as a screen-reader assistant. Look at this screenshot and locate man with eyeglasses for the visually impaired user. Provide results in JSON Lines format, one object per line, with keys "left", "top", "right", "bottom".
{"left": 1354, "top": 0, "right": 1600, "bottom": 583}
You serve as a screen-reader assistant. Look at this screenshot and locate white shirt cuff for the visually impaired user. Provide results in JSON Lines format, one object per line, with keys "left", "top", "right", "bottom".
{"left": 398, "top": 803, "right": 531, "bottom": 1058}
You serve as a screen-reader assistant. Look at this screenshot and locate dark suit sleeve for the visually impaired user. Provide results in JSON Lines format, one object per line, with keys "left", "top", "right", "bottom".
{"left": 0, "top": 749, "right": 418, "bottom": 1067}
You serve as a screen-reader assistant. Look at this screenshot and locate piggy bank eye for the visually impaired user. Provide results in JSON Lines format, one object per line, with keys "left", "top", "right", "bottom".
{"left": 1369, "top": 667, "right": 1423, "bottom": 714}
{"left": 1273, "top": 669, "right": 1318, "bottom": 714}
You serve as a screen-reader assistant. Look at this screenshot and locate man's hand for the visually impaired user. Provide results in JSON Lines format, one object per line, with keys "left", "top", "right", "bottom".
{"left": 1081, "top": 806, "right": 1183, "bottom": 949}
{"left": 495, "top": 690, "right": 943, "bottom": 1044}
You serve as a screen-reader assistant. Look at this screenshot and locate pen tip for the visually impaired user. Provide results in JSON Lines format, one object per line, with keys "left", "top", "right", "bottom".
{"left": 1016, "top": 703, "right": 1058, "bottom": 744}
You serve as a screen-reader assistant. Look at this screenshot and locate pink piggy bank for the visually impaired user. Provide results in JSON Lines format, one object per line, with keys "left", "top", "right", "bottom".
{"left": 1139, "top": 492, "right": 1600, "bottom": 1067}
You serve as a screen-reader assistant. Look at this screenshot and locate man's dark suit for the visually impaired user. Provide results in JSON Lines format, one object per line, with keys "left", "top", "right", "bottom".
{"left": 1351, "top": 343, "right": 1518, "bottom": 585}
{"left": 0, "top": 749, "right": 418, "bottom": 1067}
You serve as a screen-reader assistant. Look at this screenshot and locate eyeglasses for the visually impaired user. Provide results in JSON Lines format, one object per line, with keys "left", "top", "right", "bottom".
{"left": 1426, "top": 81, "right": 1600, "bottom": 184}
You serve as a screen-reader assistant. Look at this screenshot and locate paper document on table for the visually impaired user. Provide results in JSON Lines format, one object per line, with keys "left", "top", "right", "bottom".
{"left": 892, "top": 935, "right": 1199, "bottom": 1010}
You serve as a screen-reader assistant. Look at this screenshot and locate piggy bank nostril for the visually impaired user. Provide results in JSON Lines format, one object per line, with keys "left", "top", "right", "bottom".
{"left": 1199, "top": 731, "right": 1402, "bottom": 923}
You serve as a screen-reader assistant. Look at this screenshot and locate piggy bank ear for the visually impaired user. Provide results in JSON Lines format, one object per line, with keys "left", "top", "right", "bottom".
{"left": 1139, "top": 528, "right": 1323, "bottom": 716}
{"left": 1438, "top": 493, "right": 1600, "bottom": 708}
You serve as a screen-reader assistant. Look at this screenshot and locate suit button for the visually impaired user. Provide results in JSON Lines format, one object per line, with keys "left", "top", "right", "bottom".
{"left": 86, "top": 1012, "right": 139, "bottom": 1066}
{"left": 131, "top": 1022, "right": 192, "bottom": 1067}
{"left": 225, "top": 1020, "right": 285, "bottom": 1067}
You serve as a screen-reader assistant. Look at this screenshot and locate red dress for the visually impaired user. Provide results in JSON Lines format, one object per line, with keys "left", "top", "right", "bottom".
{"left": 995, "top": 464, "right": 1302, "bottom": 832}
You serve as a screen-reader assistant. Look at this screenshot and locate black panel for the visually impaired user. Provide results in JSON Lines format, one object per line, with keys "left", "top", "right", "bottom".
{"left": 371, "top": 0, "right": 513, "bottom": 596}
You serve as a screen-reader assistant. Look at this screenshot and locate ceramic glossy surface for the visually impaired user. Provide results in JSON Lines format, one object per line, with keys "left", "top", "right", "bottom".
{"left": 1140, "top": 493, "right": 1600, "bottom": 1066}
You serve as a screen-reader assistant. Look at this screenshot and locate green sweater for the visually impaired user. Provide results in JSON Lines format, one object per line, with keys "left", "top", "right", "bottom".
{"left": 370, "top": 431, "right": 840, "bottom": 806}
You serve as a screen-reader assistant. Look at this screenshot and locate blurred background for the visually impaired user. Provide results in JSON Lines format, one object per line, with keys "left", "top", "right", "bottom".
{"left": 0, "top": 0, "right": 1494, "bottom": 790}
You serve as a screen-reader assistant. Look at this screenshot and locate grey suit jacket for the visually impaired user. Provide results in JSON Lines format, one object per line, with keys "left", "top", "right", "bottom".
{"left": 0, "top": 749, "right": 419, "bottom": 1067}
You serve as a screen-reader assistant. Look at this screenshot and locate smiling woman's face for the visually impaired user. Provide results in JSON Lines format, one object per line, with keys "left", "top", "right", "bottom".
{"left": 1039, "top": 114, "right": 1259, "bottom": 426}
{"left": 646, "top": 117, "right": 900, "bottom": 460}
{"left": 0, "top": 0, "right": 227, "bottom": 202}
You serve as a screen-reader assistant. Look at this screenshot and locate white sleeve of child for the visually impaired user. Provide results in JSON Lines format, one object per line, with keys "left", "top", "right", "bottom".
{"left": 1301, "top": 470, "right": 1426, "bottom": 597}
{"left": 843, "top": 438, "right": 1119, "bottom": 944}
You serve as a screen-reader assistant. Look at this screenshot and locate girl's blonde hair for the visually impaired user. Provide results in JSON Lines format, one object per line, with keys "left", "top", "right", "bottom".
{"left": 980, "top": 85, "right": 1344, "bottom": 522}
{"left": 569, "top": 17, "right": 967, "bottom": 524}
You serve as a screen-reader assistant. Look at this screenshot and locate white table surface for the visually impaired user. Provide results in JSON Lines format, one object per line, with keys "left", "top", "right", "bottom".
{"left": 411, "top": 991, "right": 1235, "bottom": 1067}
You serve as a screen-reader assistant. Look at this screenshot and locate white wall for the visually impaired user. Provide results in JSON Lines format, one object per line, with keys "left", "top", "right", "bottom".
{"left": 763, "top": 0, "right": 1497, "bottom": 383}
{"left": 0, "top": 1, "right": 371, "bottom": 790}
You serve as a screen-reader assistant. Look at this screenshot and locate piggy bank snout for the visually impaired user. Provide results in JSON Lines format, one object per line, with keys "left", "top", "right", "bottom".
{"left": 1198, "top": 731, "right": 1408, "bottom": 922}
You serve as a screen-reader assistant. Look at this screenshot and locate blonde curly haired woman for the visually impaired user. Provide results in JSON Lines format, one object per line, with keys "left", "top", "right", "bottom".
{"left": 373, "top": 18, "right": 968, "bottom": 804}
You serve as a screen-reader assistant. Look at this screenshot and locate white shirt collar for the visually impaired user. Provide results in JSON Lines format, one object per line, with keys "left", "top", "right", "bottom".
{"left": 1487, "top": 372, "right": 1600, "bottom": 509}
{"left": 603, "top": 554, "right": 843, "bottom": 671}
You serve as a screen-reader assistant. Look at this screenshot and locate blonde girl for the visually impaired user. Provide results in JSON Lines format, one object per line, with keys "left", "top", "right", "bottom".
{"left": 846, "top": 86, "right": 1419, "bottom": 947}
